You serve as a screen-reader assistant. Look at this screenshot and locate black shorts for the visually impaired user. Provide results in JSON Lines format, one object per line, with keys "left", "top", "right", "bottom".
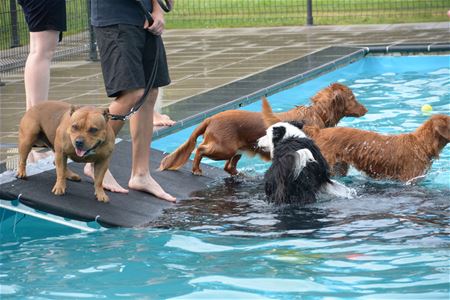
{"left": 94, "top": 24, "right": 171, "bottom": 98}
{"left": 19, "top": 0, "right": 66, "bottom": 41}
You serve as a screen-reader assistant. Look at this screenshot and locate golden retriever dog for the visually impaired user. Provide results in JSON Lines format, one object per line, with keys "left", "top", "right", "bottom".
{"left": 159, "top": 83, "right": 367, "bottom": 175}
{"left": 259, "top": 100, "right": 449, "bottom": 182}
{"left": 16, "top": 101, "right": 115, "bottom": 202}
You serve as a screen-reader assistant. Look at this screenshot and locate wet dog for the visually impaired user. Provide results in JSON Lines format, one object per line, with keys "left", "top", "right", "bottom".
{"left": 159, "top": 83, "right": 367, "bottom": 175}
{"left": 258, "top": 100, "right": 354, "bottom": 205}
{"left": 258, "top": 121, "right": 331, "bottom": 205}
{"left": 303, "top": 114, "right": 450, "bottom": 182}
{"left": 16, "top": 101, "right": 115, "bottom": 202}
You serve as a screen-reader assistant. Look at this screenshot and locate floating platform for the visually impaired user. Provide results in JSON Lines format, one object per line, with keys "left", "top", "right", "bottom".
{"left": 0, "top": 141, "right": 226, "bottom": 229}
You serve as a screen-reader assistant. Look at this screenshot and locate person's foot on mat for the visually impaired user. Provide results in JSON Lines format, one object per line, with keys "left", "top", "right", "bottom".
{"left": 84, "top": 164, "right": 129, "bottom": 194}
{"left": 153, "top": 111, "right": 176, "bottom": 127}
{"left": 128, "top": 173, "right": 176, "bottom": 202}
{"left": 27, "top": 149, "right": 53, "bottom": 164}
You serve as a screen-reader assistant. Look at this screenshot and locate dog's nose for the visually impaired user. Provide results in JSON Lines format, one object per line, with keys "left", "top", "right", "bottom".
{"left": 75, "top": 139, "right": 84, "bottom": 149}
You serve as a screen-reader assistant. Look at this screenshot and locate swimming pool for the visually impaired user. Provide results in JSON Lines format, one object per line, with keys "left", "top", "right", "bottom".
{"left": 1, "top": 55, "right": 449, "bottom": 299}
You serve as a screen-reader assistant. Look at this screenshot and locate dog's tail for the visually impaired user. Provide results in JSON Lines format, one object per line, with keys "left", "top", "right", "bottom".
{"left": 262, "top": 96, "right": 281, "bottom": 128}
{"left": 159, "top": 119, "right": 209, "bottom": 171}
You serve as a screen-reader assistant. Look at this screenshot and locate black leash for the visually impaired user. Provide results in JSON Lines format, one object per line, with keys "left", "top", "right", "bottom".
{"left": 109, "top": 0, "right": 172, "bottom": 121}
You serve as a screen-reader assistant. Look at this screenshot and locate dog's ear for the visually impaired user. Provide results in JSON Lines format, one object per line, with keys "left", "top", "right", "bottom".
{"left": 262, "top": 96, "right": 281, "bottom": 128}
{"left": 326, "top": 88, "right": 346, "bottom": 121}
{"left": 289, "top": 121, "right": 304, "bottom": 130}
{"left": 331, "top": 88, "right": 346, "bottom": 108}
{"left": 272, "top": 126, "right": 286, "bottom": 145}
{"left": 70, "top": 105, "right": 79, "bottom": 116}
{"left": 433, "top": 115, "right": 450, "bottom": 141}
{"left": 103, "top": 108, "right": 110, "bottom": 122}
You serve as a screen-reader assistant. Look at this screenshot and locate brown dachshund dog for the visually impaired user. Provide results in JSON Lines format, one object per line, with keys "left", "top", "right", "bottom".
{"left": 159, "top": 83, "right": 367, "bottom": 175}
{"left": 262, "top": 97, "right": 450, "bottom": 182}
{"left": 16, "top": 101, "right": 115, "bottom": 202}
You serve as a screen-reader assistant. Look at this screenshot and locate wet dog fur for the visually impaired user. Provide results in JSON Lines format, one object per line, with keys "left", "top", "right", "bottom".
{"left": 159, "top": 83, "right": 367, "bottom": 176}
{"left": 302, "top": 114, "right": 450, "bottom": 182}
{"left": 16, "top": 101, "right": 115, "bottom": 202}
{"left": 258, "top": 120, "right": 332, "bottom": 205}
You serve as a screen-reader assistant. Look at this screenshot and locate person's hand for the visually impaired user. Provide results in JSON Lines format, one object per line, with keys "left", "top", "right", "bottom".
{"left": 144, "top": 8, "right": 165, "bottom": 35}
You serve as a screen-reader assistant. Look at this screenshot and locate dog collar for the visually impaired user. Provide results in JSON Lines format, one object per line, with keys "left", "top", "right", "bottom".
{"left": 81, "top": 140, "right": 102, "bottom": 157}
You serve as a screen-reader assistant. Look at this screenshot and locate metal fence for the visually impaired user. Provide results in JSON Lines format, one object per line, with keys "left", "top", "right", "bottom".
{"left": 1, "top": 0, "right": 93, "bottom": 75}
{"left": 1, "top": 0, "right": 448, "bottom": 76}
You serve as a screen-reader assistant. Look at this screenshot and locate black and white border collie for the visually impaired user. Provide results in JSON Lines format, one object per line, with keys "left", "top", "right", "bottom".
{"left": 258, "top": 121, "right": 353, "bottom": 205}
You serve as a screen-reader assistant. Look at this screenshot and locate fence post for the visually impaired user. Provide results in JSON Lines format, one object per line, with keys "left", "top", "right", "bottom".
{"left": 306, "top": 0, "right": 314, "bottom": 26}
{"left": 87, "top": 0, "right": 98, "bottom": 61}
{"left": 9, "top": 0, "right": 20, "bottom": 47}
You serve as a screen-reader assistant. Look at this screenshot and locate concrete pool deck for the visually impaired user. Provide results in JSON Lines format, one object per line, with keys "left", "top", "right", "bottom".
{"left": 0, "top": 22, "right": 449, "bottom": 169}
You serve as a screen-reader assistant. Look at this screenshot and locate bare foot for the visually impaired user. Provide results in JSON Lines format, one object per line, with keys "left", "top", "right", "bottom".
{"left": 153, "top": 111, "right": 176, "bottom": 127}
{"left": 27, "top": 149, "right": 53, "bottom": 164}
{"left": 84, "top": 164, "right": 129, "bottom": 193}
{"left": 128, "top": 173, "right": 176, "bottom": 202}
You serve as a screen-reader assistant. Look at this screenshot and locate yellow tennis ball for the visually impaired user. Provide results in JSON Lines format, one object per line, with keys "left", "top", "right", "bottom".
{"left": 421, "top": 104, "right": 432, "bottom": 113}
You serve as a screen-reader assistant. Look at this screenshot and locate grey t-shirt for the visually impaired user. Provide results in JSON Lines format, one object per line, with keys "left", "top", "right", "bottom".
{"left": 91, "top": 0, "right": 152, "bottom": 27}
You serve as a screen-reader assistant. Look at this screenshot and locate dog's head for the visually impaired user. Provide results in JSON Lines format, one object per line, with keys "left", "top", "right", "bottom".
{"left": 312, "top": 83, "right": 368, "bottom": 125}
{"left": 259, "top": 97, "right": 307, "bottom": 156}
{"left": 68, "top": 106, "right": 111, "bottom": 157}
{"left": 258, "top": 121, "right": 307, "bottom": 157}
{"left": 425, "top": 114, "right": 450, "bottom": 153}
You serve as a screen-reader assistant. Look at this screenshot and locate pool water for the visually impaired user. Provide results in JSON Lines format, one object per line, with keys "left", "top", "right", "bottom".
{"left": 1, "top": 55, "right": 449, "bottom": 299}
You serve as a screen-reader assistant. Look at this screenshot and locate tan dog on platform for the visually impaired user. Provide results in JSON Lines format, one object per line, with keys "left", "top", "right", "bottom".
{"left": 301, "top": 115, "right": 450, "bottom": 182}
{"left": 159, "top": 83, "right": 367, "bottom": 175}
{"left": 16, "top": 101, "right": 115, "bottom": 202}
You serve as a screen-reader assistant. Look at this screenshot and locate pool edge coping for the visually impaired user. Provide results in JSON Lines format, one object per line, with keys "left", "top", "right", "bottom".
{"left": 153, "top": 42, "right": 450, "bottom": 140}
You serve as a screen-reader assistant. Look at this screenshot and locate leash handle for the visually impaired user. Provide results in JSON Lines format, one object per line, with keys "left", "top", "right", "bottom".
{"left": 135, "top": 0, "right": 172, "bottom": 23}
{"left": 157, "top": 0, "right": 172, "bottom": 12}
{"left": 135, "top": 0, "right": 154, "bottom": 23}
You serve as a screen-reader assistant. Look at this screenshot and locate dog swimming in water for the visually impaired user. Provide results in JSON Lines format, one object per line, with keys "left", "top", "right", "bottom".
{"left": 258, "top": 98, "right": 354, "bottom": 205}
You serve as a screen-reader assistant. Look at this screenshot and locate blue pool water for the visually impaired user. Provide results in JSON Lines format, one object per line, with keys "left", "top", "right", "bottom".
{"left": 1, "top": 55, "right": 449, "bottom": 299}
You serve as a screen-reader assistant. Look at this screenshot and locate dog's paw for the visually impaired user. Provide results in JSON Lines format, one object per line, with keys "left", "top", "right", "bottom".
{"left": 52, "top": 184, "right": 66, "bottom": 196}
{"left": 96, "top": 191, "right": 109, "bottom": 203}
{"left": 192, "top": 169, "right": 203, "bottom": 176}
{"left": 16, "top": 171, "right": 27, "bottom": 179}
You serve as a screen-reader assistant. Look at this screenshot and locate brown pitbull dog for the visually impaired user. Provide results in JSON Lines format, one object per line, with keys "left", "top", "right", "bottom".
{"left": 16, "top": 101, "right": 115, "bottom": 202}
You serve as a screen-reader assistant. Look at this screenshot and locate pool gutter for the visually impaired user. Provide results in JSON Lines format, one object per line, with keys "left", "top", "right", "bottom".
{"left": 363, "top": 43, "right": 450, "bottom": 54}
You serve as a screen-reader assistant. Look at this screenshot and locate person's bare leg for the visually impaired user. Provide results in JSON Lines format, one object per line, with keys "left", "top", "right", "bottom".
{"left": 25, "top": 31, "right": 59, "bottom": 163}
{"left": 128, "top": 88, "right": 176, "bottom": 202}
{"left": 25, "top": 30, "right": 59, "bottom": 109}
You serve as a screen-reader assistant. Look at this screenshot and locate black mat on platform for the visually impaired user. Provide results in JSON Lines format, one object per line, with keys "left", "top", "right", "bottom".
{"left": 0, "top": 141, "right": 226, "bottom": 228}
